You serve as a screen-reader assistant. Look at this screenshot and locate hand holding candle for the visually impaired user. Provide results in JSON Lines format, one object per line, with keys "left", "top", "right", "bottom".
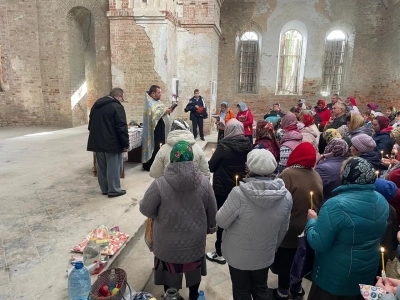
{"left": 381, "top": 247, "right": 386, "bottom": 280}
{"left": 310, "top": 191, "right": 314, "bottom": 210}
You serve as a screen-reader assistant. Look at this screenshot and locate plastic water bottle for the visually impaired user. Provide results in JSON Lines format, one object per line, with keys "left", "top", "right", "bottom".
{"left": 108, "top": 269, "right": 117, "bottom": 292}
{"left": 83, "top": 237, "right": 101, "bottom": 271}
{"left": 164, "top": 288, "right": 179, "bottom": 300}
{"left": 198, "top": 290, "right": 206, "bottom": 300}
{"left": 68, "top": 261, "right": 91, "bottom": 300}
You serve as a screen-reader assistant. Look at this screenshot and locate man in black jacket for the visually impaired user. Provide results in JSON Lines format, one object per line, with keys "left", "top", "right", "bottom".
{"left": 87, "top": 88, "right": 129, "bottom": 198}
{"left": 185, "top": 89, "right": 207, "bottom": 141}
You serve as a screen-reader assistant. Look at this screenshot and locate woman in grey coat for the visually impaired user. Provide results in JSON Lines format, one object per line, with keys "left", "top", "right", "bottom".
{"left": 140, "top": 141, "right": 218, "bottom": 300}
{"left": 216, "top": 149, "right": 293, "bottom": 300}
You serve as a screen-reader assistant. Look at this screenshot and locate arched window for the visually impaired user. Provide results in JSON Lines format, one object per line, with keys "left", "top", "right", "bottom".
{"left": 238, "top": 31, "right": 258, "bottom": 94}
{"left": 321, "top": 30, "right": 347, "bottom": 96}
{"left": 277, "top": 30, "right": 303, "bottom": 95}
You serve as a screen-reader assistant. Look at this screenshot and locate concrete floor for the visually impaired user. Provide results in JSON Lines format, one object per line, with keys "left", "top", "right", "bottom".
{"left": 0, "top": 126, "right": 311, "bottom": 300}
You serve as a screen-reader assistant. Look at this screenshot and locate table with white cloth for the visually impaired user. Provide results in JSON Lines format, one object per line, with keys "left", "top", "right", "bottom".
{"left": 92, "top": 128, "right": 143, "bottom": 177}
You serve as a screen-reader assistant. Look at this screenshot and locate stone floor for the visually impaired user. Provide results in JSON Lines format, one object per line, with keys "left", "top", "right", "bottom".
{"left": 0, "top": 126, "right": 311, "bottom": 300}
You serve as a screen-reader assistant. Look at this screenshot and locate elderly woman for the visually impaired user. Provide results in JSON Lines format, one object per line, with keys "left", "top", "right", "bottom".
{"left": 350, "top": 134, "right": 381, "bottom": 170}
{"left": 207, "top": 119, "right": 253, "bottom": 265}
{"left": 150, "top": 119, "right": 210, "bottom": 178}
{"left": 315, "top": 138, "right": 349, "bottom": 202}
{"left": 314, "top": 99, "right": 331, "bottom": 129}
{"left": 253, "top": 120, "right": 280, "bottom": 161}
{"left": 140, "top": 141, "right": 217, "bottom": 300}
{"left": 277, "top": 112, "right": 303, "bottom": 173}
{"left": 217, "top": 102, "right": 235, "bottom": 142}
{"left": 299, "top": 112, "right": 319, "bottom": 151}
{"left": 306, "top": 157, "right": 389, "bottom": 300}
{"left": 217, "top": 149, "right": 292, "bottom": 299}
{"left": 373, "top": 116, "right": 395, "bottom": 157}
{"left": 236, "top": 102, "right": 254, "bottom": 144}
{"left": 273, "top": 142, "right": 323, "bottom": 300}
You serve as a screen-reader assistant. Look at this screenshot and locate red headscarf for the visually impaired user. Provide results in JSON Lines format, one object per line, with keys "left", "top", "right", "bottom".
{"left": 377, "top": 116, "right": 390, "bottom": 130}
{"left": 302, "top": 114, "right": 315, "bottom": 127}
{"left": 348, "top": 97, "right": 357, "bottom": 107}
{"left": 286, "top": 142, "right": 316, "bottom": 168}
{"left": 317, "top": 99, "right": 326, "bottom": 107}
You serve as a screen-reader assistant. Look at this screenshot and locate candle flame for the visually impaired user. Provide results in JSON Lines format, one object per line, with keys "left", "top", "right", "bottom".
{"left": 381, "top": 247, "right": 385, "bottom": 252}
{"left": 235, "top": 175, "right": 238, "bottom": 179}
{"left": 310, "top": 191, "right": 313, "bottom": 196}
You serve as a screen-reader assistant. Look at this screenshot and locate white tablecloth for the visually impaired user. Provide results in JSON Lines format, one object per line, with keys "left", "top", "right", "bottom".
{"left": 123, "top": 128, "right": 142, "bottom": 162}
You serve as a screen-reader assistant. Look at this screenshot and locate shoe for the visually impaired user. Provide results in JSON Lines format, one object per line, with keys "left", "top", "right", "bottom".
{"left": 161, "top": 293, "right": 184, "bottom": 300}
{"left": 206, "top": 251, "right": 226, "bottom": 264}
{"left": 108, "top": 190, "right": 126, "bottom": 198}
{"left": 272, "top": 289, "right": 289, "bottom": 300}
{"left": 200, "top": 137, "right": 205, "bottom": 141}
{"left": 290, "top": 288, "right": 305, "bottom": 300}
{"left": 102, "top": 192, "right": 107, "bottom": 195}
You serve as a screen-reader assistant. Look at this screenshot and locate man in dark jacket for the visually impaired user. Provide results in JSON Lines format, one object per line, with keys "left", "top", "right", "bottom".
{"left": 185, "top": 89, "right": 207, "bottom": 141}
{"left": 324, "top": 102, "right": 347, "bottom": 130}
{"left": 87, "top": 88, "right": 129, "bottom": 198}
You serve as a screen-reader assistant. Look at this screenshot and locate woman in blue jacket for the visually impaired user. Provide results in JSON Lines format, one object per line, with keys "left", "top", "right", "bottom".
{"left": 306, "top": 157, "right": 389, "bottom": 300}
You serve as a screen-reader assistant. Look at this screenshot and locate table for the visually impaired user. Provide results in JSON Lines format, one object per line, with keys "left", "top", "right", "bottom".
{"left": 92, "top": 128, "right": 143, "bottom": 177}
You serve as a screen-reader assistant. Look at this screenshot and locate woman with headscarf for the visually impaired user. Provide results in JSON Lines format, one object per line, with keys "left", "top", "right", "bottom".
{"left": 298, "top": 112, "right": 320, "bottom": 151}
{"left": 387, "top": 106, "right": 398, "bottom": 125}
{"left": 150, "top": 119, "right": 210, "bottom": 179}
{"left": 315, "top": 138, "right": 349, "bottom": 202}
{"left": 277, "top": 112, "right": 304, "bottom": 173}
{"left": 306, "top": 157, "right": 389, "bottom": 300}
{"left": 314, "top": 99, "right": 331, "bottom": 129}
{"left": 236, "top": 102, "right": 254, "bottom": 144}
{"left": 217, "top": 149, "right": 292, "bottom": 300}
{"left": 367, "top": 102, "right": 380, "bottom": 114}
{"left": 323, "top": 128, "right": 342, "bottom": 144}
{"left": 140, "top": 141, "right": 217, "bottom": 300}
{"left": 253, "top": 120, "right": 280, "bottom": 161}
{"left": 272, "top": 143, "right": 323, "bottom": 300}
{"left": 373, "top": 116, "right": 395, "bottom": 157}
{"left": 207, "top": 119, "right": 253, "bottom": 265}
{"left": 216, "top": 102, "right": 235, "bottom": 142}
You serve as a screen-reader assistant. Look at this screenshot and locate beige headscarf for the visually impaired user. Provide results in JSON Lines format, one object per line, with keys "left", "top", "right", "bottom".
{"left": 224, "top": 119, "right": 245, "bottom": 139}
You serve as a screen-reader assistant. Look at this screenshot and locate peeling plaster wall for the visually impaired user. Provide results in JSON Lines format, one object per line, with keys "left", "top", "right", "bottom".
{"left": 217, "top": 0, "right": 372, "bottom": 120}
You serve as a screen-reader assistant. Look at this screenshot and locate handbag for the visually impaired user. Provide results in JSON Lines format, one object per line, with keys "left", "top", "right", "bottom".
{"left": 290, "top": 233, "right": 315, "bottom": 284}
{"left": 144, "top": 218, "right": 154, "bottom": 252}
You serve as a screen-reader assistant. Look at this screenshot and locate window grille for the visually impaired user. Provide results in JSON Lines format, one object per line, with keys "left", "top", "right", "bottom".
{"left": 277, "top": 30, "right": 303, "bottom": 95}
{"left": 238, "top": 31, "right": 258, "bottom": 94}
{"left": 321, "top": 30, "right": 347, "bottom": 96}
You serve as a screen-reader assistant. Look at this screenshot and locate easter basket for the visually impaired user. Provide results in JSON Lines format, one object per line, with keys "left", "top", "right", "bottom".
{"left": 90, "top": 268, "right": 129, "bottom": 300}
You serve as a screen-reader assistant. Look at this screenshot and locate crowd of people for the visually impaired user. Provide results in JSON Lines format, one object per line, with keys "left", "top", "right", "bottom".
{"left": 87, "top": 86, "right": 400, "bottom": 300}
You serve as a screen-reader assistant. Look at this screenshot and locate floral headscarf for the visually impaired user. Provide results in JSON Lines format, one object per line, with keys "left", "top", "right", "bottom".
{"left": 324, "top": 138, "right": 348, "bottom": 157}
{"left": 276, "top": 129, "right": 285, "bottom": 141}
{"left": 323, "top": 128, "right": 342, "bottom": 143}
{"left": 255, "top": 121, "right": 276, "bottom": 141}
{"left": 342, "top": 157, "right": 375, "bottom": 185}
{"left": 337, "top": 125, "right": 349, "bottom": 138}
{"left": 170, "top": 141, "right": 194, "bottom": 163}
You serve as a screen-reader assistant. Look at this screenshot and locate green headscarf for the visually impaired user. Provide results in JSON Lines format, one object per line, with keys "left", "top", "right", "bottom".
{"left": 170, "top": 141, "right": 194, "bottom": 163}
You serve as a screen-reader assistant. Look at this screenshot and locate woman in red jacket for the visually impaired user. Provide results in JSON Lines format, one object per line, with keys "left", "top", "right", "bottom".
{"left": 314, "top": 99, "right": 331, "bottom": 130}
{"left": 236, "top": 102, "right": 254, "bottom": 145}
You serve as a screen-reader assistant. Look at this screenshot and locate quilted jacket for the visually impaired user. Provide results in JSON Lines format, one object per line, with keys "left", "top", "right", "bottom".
{"left": 140, "top": 161, "right": 217, "bottom": 264}
{"left": 216, "top": 177, "right": 292, "bottom": 270}
{"left": 149, "top": 130, "right": 210, "bottom": 178}
{"left": 306, "top": 184, "right": 388, "bottom": 296}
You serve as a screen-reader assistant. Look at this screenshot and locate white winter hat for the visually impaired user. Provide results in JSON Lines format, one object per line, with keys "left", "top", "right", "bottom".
{"left": 247, "top": 149, "right": 277, "bottom": 176}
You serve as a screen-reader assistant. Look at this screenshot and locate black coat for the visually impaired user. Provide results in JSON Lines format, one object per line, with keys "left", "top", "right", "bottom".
{"left": 209, "top": 136, "right": 253, "bottom": 199}
{"left": 184, "top": 96, "right": 208, "bottom": 120}
{"left": 87, "top": 96, "right": 129, "bottom": 153}
{"left": 373, "top": 131, "right": 395, "bottom": 157}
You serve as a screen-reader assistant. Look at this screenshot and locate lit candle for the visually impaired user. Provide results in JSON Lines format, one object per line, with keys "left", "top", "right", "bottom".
{"left": 235, "top": 175, "right": 239, "bottom": 186}
{"left": 375, "top": 170, "right": 380, "bottom": 179}
{"left": 381, "top": 151, "right": 384, "bottom": 160}
{"left": 381, "top": 247, "right": 386, "bottom": 280}
{"left": 310, "top": 191, "right": 314, "bottom": 210}
{"left": 160, "top": 143, "right": 162, "bottom": 148}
